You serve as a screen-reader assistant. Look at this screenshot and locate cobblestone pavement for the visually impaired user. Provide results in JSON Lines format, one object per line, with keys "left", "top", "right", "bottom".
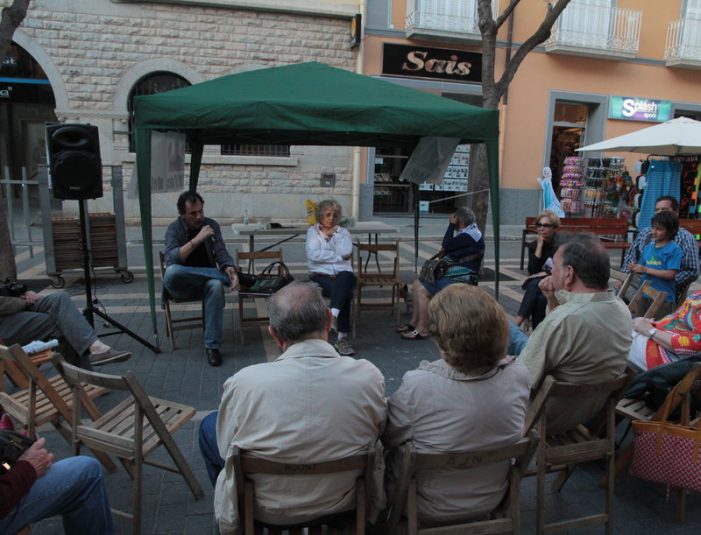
{"left": 8, "top": 220, "right": 701, "bottom": 534}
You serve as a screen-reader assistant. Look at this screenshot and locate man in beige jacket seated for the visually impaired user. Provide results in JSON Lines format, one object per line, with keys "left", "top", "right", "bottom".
{"left": 198, "top": 281, "right": 387, "bottom": 534}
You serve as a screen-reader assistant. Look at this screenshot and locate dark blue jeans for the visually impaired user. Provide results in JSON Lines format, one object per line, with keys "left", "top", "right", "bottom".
{"left": 0, "top": 456, "right": 115, "bottom": 534}
{"left": 199, "top": 411, "right": 224, "bottom": 486}
{"left": 310, "top": 271, "right": 356, "bottom": 333}
{"left": 163, "top": 265, "right": 230, "bottom": 348}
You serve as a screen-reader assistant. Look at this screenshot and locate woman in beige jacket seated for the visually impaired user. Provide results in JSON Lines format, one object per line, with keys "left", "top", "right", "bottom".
{"left": 382, "top": 284, "right": 530, "bottom": 525}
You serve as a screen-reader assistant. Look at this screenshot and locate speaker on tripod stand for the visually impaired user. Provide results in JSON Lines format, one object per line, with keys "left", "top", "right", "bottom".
{"left": 44, "top": 123, "right": 160, "bottom": 353}
{"left": 46, "top": 123, "right": 103, "bottom": 200}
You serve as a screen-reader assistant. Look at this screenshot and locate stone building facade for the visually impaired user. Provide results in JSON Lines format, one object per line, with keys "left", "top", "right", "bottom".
{"left": 5, "top": 0, "right": 360, "bottom": 220}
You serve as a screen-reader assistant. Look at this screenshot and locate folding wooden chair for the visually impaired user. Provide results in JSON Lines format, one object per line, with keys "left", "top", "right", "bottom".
{"left": 53, "top": 354, "right": 204, "bottom": 535}
{"left": 352, "top": 240, "right": 402, "bottom": 337}
{"left": 384, "top": 431, "right": 538, "bottom": 535}
{"left": 628, "top": 280, "right": 669, "bottom": 319}
{"left": 0, "top": 344, "right": 116, "bottom": 472}
{"left": 235, "top": 249, "right": 283, "bottom": 344}
{"left": 233, "top": 444, "right": 374, "bottom": 535}
{"left": 158, "top": 251, "right": 204, "bottom": 351}
{"left": 612, "top": 361, "right": 701, "bottom": 522}
{"left": 524, "top": 373, "right": 628, "bottom": 535}
{"left": 609, "top": 271, "right": 668, "bottom": 319}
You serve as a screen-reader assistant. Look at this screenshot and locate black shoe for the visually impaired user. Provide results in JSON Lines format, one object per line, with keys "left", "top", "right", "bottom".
{"left": 205, "top": 348, "right": 222, "bottom": 367}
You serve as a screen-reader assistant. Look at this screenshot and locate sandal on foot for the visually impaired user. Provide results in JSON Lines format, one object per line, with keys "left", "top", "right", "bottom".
{"left": 400, "top": 329, "right": 428, "bottom": 340}
{"left": 396, "top": 323, "right": 415, "bottom": 333}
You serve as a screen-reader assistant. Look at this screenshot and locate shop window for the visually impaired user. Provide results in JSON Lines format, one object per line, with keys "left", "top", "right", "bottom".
{"left": 127, "top": 72, "right": 190, "bottom": 152}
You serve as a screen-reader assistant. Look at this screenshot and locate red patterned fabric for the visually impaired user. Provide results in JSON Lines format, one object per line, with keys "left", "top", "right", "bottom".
{"left": 629, "top": 420, "right": 701, "bottom": 493}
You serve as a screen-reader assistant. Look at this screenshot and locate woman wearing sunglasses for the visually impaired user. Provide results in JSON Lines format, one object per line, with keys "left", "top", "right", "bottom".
{"left": 514, "top": 210, "right": 560, "bottom": 330}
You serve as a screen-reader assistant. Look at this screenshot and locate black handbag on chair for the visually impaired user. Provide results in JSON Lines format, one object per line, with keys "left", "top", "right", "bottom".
{"left": 245, "top": 261, "right": 294, "bottom": 294}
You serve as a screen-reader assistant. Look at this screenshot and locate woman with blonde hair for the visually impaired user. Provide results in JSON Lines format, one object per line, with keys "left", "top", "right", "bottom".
{"left": 514, "top": 209, "right": 560, "bottom": 330}
{"left": 383, "top": 284, "right": 529, "bottom": 524}
{"left": 305, "top": 199, "right": 356, "bottom": 356}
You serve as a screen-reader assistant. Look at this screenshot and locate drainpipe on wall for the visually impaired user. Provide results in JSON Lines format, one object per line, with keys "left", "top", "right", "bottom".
{"left": 351, "top": 0, "right": 366, "bottom": 220}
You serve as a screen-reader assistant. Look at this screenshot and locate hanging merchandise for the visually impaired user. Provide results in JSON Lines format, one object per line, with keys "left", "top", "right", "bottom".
{"left": 582, "top": 157, "right": 633, "bottom": 218}
{"left": 558, "top": 156, "right": 584, "bottom": 215}
{"left": 638, "top": 159, "right": 682, "bottom": 231}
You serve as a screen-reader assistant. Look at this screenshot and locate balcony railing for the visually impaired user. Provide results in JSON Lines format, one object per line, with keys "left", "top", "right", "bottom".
{"left": 545, "top": 2, "right": 641, "bottom": 59}
{"left": 405, "top": 0, "right": 498, "bottom": 42}
{"left": 666, "top": 18, "right": 701, "bottom": 68}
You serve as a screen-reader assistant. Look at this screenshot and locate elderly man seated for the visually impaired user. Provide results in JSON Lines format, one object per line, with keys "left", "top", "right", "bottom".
{"left": 508, "top": 233, "right": 632, "bottom": 430}
{"left": 198, "top": 281, "right": 386, "bottom": 533}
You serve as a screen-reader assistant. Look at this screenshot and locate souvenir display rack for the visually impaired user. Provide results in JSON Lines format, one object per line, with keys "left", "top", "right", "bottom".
{"left": 583, "top": 157, "right": 631, "bottom": 218}
{"left": 559, "top": 155, "right": 584, "bottom": 215}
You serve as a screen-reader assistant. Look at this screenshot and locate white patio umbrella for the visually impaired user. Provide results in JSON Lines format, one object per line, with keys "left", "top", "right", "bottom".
{"left": 576, "top": 117, "right": 701, "bottom": 155}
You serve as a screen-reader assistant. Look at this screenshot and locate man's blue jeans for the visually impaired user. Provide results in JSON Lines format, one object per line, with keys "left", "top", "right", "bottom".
{"left": 163, "top": 264, "right": 230, "bottom": 349}
{"left": 199, "top": 411, "right": 224, "bottom": 486}
{"left": 508, "top": 320, "right": 529, "bottom": 357}
{"left": 0, "top": 456, "right": 115, "bottom": 534}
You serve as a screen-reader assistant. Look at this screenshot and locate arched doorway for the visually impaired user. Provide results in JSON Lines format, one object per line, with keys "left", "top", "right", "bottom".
{"left": 0, "top": 42, "right": 56, "bottom": 183}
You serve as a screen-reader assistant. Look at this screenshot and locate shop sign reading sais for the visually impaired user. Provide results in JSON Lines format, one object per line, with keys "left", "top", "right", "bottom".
{"left": 382, "top": 43, "right": 481, "bottom": 83}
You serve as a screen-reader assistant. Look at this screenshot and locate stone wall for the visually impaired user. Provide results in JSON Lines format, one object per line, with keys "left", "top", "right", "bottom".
{"left": 22, "top": 0, "right": 358, "bottom": 219}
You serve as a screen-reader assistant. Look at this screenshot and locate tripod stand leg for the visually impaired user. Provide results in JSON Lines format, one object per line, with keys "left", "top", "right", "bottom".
{"left": 91, "top": 308, "right": 161, "bottom": 353}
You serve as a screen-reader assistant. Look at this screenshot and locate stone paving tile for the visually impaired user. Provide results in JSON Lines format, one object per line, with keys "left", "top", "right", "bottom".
{"left": 14, "top": 236, "right": 701, "bottom": 534}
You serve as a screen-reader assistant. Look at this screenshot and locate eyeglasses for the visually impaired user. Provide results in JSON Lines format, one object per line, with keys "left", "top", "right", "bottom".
{"left": 535, "top": 223, "right": 554, "bottom": 228}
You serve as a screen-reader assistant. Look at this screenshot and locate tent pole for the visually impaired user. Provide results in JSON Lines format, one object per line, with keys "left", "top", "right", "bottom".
{"left": 414, "top": 183, "right": 420, "bottom": 272}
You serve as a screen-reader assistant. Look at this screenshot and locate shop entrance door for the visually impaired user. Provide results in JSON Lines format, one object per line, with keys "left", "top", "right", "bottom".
{"left": 549, "top": 101, "right": 589, "bottom": 190}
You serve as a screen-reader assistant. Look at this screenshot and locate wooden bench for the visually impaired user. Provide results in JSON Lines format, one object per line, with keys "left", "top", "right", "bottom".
{"left": 680, "top": 218, "right": 701, "bottom": 249}
{"left": 520, "top": 216, "right": 632, "bottom": 270}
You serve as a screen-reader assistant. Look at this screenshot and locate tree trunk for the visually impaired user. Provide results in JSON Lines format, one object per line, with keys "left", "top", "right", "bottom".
{"left": 469, "top": 0, "right": 572, "bottom": 232}
{"left": 0, "top": 0, "right": 30, "bottom": 281}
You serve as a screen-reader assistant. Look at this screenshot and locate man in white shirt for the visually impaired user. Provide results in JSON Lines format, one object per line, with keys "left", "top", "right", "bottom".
{"left": 198, "top": 281, "right": 387, "bottom": 534}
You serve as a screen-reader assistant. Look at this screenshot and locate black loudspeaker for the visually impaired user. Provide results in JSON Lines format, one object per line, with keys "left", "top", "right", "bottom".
{"left": 46, "top": 123, "right": 103, "bottom": 200}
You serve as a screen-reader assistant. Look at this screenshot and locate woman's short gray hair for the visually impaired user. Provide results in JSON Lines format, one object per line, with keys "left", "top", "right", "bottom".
{"left": 454, "top": 207, "right": 476, "bottom": 227}
{"left": 315, "top": 199, "right": 342, "bottom": 223}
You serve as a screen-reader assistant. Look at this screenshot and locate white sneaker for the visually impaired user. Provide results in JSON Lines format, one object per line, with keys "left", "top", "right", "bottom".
{"left": 334, "top": 338, "right": 355, "bottom": 356}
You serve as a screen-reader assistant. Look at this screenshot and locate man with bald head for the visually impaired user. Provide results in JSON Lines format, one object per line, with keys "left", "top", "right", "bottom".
{"left": 198, "top": 281, "right": 386, "bottom": 533}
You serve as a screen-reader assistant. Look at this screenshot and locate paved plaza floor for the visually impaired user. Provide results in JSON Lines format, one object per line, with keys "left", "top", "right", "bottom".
{"left": 8, "top": 218, "right": 701, "bottom": 534}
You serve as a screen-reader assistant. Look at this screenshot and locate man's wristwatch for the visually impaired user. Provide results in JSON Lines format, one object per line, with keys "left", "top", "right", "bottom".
{"left": 648, "top": 327, "right": 657, "bottom": 339}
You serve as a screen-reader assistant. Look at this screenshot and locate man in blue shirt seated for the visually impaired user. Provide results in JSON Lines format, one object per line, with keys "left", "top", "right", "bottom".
{"left": 163, "top": 191, "right": 239, "bottom": 366}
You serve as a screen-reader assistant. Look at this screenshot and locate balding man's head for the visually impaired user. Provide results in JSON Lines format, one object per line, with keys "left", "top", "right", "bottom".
{"left": 268, "top": 282, "right": 329, "bottom": 344}
{"left": 554, "top": 233, "right": 610, "bottom": 291}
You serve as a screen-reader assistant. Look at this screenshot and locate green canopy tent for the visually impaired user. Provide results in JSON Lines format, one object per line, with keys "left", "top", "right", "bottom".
{"left": 134, "top": 62, "right": 500, "bottom": 346}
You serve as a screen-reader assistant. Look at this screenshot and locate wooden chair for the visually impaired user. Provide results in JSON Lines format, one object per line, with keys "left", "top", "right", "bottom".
{"left": 609, "top": 270, "right": 667, "bottom": 319}
{"left": 233, "top": 444, "right": 374, "bottom": 534}
{"left": 52, "top": 354, "right": 204, "bottom": 535}
{"left": 158, "top": 251, "right": 205, "bottom": 351}
{"left": 612, "top": 362, "right": 701, "bottom": 522}
{"left": 235, "top": 249, "right": 283, "bottom": 344}
{"left": 608, "top": 269, "right": 635, "bottom": 300}
{"left": 0, "top": 344, "right": 116, "bottom": 472}
{"left": 524, "top": 373, "right": 628, "bottom": 535}
{"left": 384, "top": 431, "right": 538, "bottom": 535}
{"left": 352, "top": 240, "right": 402, "bottom": 337}
{"left": 628, "top": 280, "right": 669, "bottom": 319}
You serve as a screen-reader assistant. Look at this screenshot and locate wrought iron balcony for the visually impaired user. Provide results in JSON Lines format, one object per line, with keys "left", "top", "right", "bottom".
{"left": 545, "top": 2, "right": 641, "bottom": 59}
{"left": 405, "top": 0, "right": 498, "bottom": 43}
{"left": 666, "top": 18, "right": 701, "bottom": 69}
